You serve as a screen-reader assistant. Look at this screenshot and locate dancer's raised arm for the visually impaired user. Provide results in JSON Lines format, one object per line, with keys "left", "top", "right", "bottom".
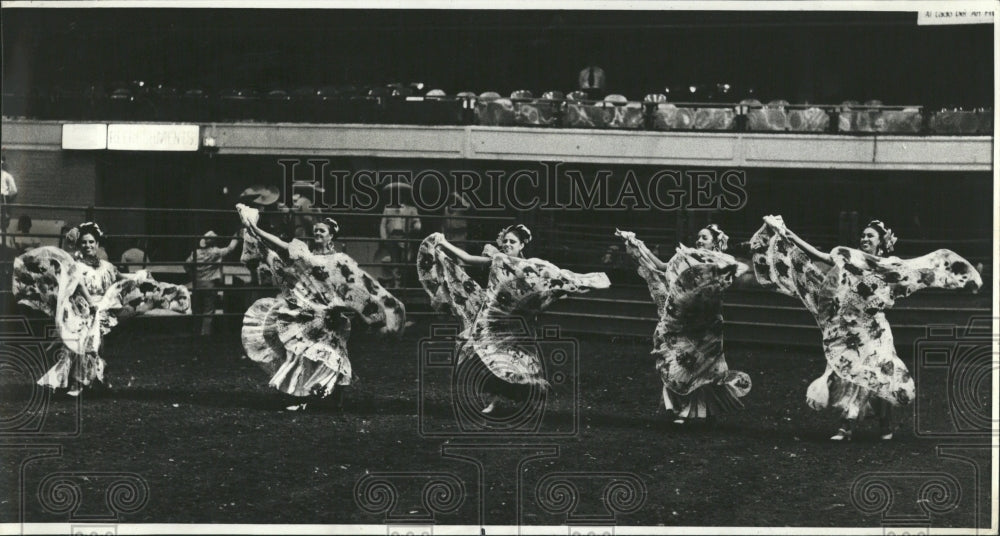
{"left": 615, "top": 229, "right": 669, "bottom": 271}
{"left": 237, "top": 203, "right": 289, "bottom": 253}
{"left": 641, "top": 247, "right": 669, "bottom": 271}
{"left": 764, "top": 215, "right": 831, "bottom": 265}
{"left": 435, "top": 236, "right": 491, "bottom": 266}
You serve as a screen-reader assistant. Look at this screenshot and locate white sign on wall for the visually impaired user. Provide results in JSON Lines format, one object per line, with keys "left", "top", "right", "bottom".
{"left": 62, "top": 124, "right": 108, "bottom": 150}
{"left": 917, "top": 9, "right": 994, "bottom": 25}
{"left": 106, "top": 124, "right": 201, "bottom": 151}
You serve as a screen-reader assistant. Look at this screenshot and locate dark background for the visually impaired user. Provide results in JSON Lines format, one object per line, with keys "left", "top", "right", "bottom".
{"left": 2, "top": 9, "right": 994, "bottom": 106}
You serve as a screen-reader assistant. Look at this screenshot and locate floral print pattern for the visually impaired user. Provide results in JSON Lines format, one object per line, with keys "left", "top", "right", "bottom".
{"left": 617, "top": 231, "right": 751, "bottom": 416}
{"left": 241, "top": 238, "right": 406, "bottom": 398}
{"left": 13, "top": 246, "right": 191, "bottom": 389}
{"left": 750, "top": 221, "right": 982, "bottom": 415}
{"left": 417, "top": 233, "right": 610, "bottom": 388}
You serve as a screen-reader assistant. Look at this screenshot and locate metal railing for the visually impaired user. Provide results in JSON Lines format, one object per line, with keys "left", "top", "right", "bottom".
{"left": 0, "top": 202, "right": 516, "bottom": 325}
{"left": 1, "top": 202, "right": 990, "bottom": 346}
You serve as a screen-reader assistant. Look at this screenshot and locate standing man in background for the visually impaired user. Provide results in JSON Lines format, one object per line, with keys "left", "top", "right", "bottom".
{"left": 0, "top": 155, "right": 15, "bottom": 298}
{"left": 187, "top": 230, "right": 240, "bottom": 336}
{"left": 1, "top": 155, "right": 18, "bottom": 243}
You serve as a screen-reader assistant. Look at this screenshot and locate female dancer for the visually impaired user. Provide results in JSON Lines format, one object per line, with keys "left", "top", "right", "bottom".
{"left": 237, "top": 204, "right": 405, "bottom": 411}
{"left": 14, "top": 222, "right": 191, "bottom": 396}
{"left": 310, "top": 217, "right": 339, "bottom": 255}
{"left": 417, "top": 224, "right": 610, "bottom": 415}
{"left": 751, "top": 216, "right": 982, "bottom": 440}
{"left": 616, "top": 224, "right": 751, "bottom": 425}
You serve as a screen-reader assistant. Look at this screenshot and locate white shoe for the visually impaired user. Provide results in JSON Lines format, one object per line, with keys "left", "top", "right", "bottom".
{"left": 672, "top": 418, "right": 685, "bottom": 425}
{"left": 880, "top": 432, "right": 893, "bottom": 441}
{"left": 481, "top": 402, "right": 496, "bottom": 414}
{"left": 285, "top": 403, "right": 308, "bottom": 411}
{"left": 66, "top": 388, "right": 82, "bottom": 397}
{"left": 830, "top": 428, "right": 853, "bottom": 441}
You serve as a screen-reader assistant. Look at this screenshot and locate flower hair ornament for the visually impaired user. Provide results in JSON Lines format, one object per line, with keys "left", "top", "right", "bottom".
{"left": 496, "top": 224, "right": 532, "bottom": 247}
{"left": 318, "top": 217, "right": 340, "bottom": 238}
{"left": 866, "top": 219, "right": 897, "bottom": 255}
{"left": 76, "top": 222, "right": 105, "bottom": 243}
{"left": 705, "top": 223, "right": 729, "bottom": 252}
{"left": 63, "top": 226, "right": 80, "bottom": 246}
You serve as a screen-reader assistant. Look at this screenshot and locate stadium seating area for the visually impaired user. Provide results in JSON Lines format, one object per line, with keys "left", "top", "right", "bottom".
{"left": 2, "top": 82, "right": 993, "bottom": 135}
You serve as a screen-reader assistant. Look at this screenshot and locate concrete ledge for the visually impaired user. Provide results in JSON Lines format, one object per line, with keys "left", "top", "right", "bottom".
{"left": 3, "top": 119, "right": 992, "bottom": 170}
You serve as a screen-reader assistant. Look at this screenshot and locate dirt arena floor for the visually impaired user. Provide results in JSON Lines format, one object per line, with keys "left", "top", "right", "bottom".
{"left": 1, "top": 315, "right": 993, "bottom": 529}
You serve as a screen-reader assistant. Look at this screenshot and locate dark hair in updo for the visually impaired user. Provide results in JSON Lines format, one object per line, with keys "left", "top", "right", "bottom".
{"left": 703, "top": 223, "right": 729, "bottom": 252}
{"left": 76, "top": 222, "right": 105, "bottom": 245}
{"left": 864, "top": 219, "right": 897, "bottom": 255}
{"left": 497, "top": 224, "right": 532, "bottom": 247}
{"left": 315, "top": 217, "right": 340, "bottom": 239}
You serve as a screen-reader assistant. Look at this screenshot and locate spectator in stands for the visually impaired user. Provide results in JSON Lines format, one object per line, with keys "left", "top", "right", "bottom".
{"left": 0, "top": 240, "right": 14, "bottom": 297}
{"left": 13, "top": 215, "right": 41, "bottom": 253}
{"left": 578, "top": 63, "right": 607, "bottom": 100}
{"left": 120, "top": 239, "right": 149, "bottom": 273}
{"left": 376, "top": 183, "right": 422, "bottom": 288}
{"left": 187, "top": 230, "right": 240, "bottom": 336}
{"left": 380, "top": 185, "right": 422, "bottom": 246}
{"left": 288, "top": 193, "right": 318, "bottom": 239}
{"left": 0, "top": 161, "right": 16, "bottom": 294}
{"left": 1, "top": 155, "right": 17, "bottom": 237}
{"left": 600, "top": 242, "right": 630, "bottom": 280}
{"left": 441, "top": 192, "right": 471, "bottom": 248}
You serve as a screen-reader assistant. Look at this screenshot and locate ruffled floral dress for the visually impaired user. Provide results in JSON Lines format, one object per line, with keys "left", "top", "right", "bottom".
{"left": 617, "top": 231, "right": 752, "bottom": 419}
{"left": 749, "top": 223, "right": 983, "bottom": 419}
{"left": 13, "top": 247, "right": 192, "bottom": 390}
{"left": 241, "top": 239, "right": 405, "bottom": 398}
{"left": 417, "top": 233, "right": 610, "bottom": 395}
